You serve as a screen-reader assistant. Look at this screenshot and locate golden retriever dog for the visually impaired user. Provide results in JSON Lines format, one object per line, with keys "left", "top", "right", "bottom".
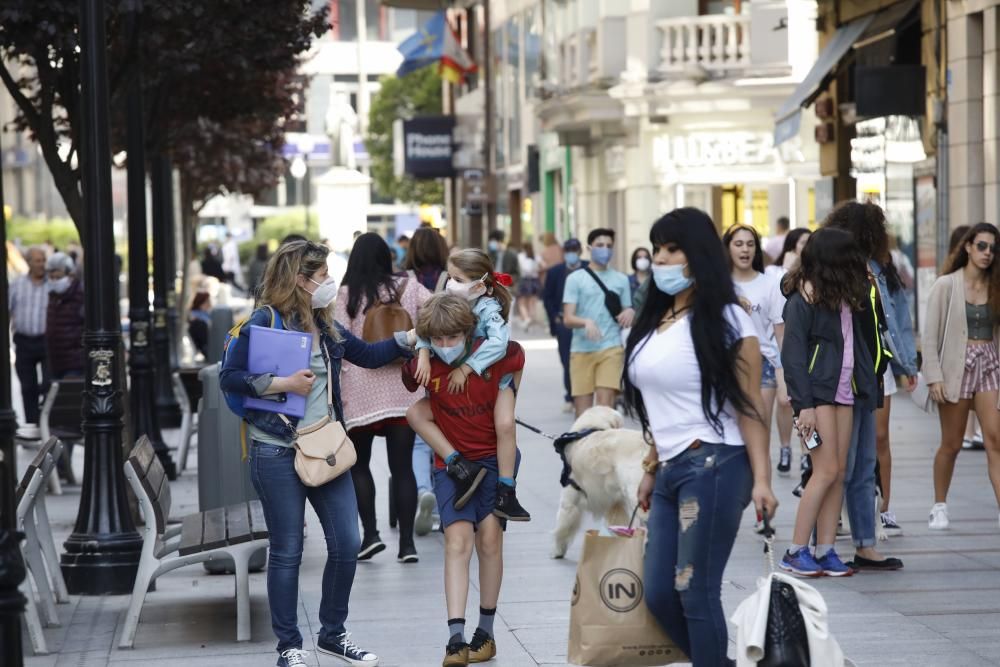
{"left": 551, "top": 406, "right": 648, "bottom": 559}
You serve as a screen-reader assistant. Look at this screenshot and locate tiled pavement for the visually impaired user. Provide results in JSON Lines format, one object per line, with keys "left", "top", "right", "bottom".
{"left": 16, "top": 336, "right": 1000, "bottom": 666}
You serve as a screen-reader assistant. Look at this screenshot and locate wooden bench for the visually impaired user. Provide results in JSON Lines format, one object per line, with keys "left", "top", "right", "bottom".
{"left": 39, "top": 378, "right": 86, "bottom": 489}
{"left": 16, "top": 437, "right": 70, "bottom": 655}
{"left": 119, "top": 436, "right": 269, "bottom": 648}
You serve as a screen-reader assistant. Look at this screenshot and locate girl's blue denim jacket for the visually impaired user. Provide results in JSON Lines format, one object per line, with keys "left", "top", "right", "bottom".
{"left": 219, "top": 306, "right": 412, "bottom": 442}
{"left": 870, "top": 259, "right": 918, "bottom": 377}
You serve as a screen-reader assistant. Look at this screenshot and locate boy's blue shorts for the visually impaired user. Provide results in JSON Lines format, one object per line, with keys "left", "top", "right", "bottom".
{"left": 434, "top": 449, "right": 521, "bottom": 531}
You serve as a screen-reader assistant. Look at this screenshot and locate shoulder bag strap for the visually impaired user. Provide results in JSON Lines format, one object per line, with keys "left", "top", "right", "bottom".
{"left": 434, "top": 270, "right": 449, "bottom": 293}
{"left": 581, "top": 265, "right": 613, "bottom": 299}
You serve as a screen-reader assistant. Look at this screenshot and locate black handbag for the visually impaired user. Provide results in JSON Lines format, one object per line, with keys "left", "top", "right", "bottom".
{"left": 758, "top": 517, "right": 810, "bottom": 667}
{"left": 581, "top": 266, "right": 623, "bottom": 318}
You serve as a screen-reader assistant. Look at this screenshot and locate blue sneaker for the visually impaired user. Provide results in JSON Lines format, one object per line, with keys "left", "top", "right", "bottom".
{"left": 277, "top": 648, "right": 309, "bottom": 667}
{"left": 317, "top": 632, "right": 379, "bottom": 665}
{"left": 779, "top": 546, "right": 824, "bottom": 577}
{"left": 816, "top": 549, "right": 854, "bottom": 577}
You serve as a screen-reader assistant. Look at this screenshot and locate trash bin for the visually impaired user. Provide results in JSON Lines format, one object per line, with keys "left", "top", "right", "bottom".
{"left": 206, "top": 306, "right": 234, "bottom": 364}
{"left": 198, "top": 363, "right": 267, "bottom": 573}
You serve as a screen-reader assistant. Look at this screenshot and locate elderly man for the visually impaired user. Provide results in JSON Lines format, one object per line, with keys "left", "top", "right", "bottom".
{"left": 45, "top": 252, "right": 86, "bottom": 379}
{"left": 9, "top": 246, "right": 50, "bottom": 425}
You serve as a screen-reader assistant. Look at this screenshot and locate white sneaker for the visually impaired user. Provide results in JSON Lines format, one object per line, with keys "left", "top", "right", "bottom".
{"left": 928, "top": 503, "right": 949, "bottom": 530}
{"left": 414, "top": 491, "right": 436, "bottom": 536}
{"left": 562, "top": 401, "right": 575, "bottom": 414}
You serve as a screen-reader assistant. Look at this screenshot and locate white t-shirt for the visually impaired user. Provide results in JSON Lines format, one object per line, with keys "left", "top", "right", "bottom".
{"left": 733, "top": 272, "right": 784, "bottom": 368}
{"left": 518, "top": 252, "right": 540, "bottom": 278}
{"left": 628, "top": 305, "right": 756, "bottom": 461}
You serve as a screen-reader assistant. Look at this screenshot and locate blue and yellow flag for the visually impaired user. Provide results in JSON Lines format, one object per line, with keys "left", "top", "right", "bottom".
{"left": 397, "top": 11, "right": 476, "bottom": 83}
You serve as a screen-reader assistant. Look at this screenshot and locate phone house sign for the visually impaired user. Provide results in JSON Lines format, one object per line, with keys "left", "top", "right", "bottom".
{"left": 653, "top": 132, "right": 777, "bottom": 172}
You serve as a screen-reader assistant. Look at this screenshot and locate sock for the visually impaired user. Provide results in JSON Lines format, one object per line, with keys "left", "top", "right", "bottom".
{"left": 445, "top": 452, "right": 459, "bottom": 465}
{"left": 816, "top": 544, "right": 834, "bottom": 557}
{"left": 477, "top": 607, "right": 496, "bottom": 637}
{"left": 789, "top": 543, "right": 805, "bottom": 555}
{"left": 448, "top": 618, "right": 465, "bottom": 644}
{"left": 498, "top": 476, "right": 515, "bottom": 488}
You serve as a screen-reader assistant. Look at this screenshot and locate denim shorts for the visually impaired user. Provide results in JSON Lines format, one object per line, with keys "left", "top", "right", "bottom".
{"left": 433, "top": 450, "right": 520, "bottom": 530}
{"left": 761, "top": 357, "right": 777, "bottom": 389}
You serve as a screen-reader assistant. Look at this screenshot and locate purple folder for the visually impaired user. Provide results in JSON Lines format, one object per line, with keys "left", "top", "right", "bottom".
{"left": 244, "top": 325, "right": 312, "bottom": 418}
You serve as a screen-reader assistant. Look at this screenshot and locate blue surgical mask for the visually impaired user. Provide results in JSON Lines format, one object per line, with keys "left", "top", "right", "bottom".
{"left": 432, "top": 340, "right": 466, "bottom": 365}
{"left": 652, "top": 263, "right": 693, "bottom": 295}
{"left": 487, "top": 240, "right": 499, "bottom": 252}
{"left": 590, "top": 246, "right": 613, "bottom": 266}
{"left": 564, "top": 251, "right": 580, "bottom": 267}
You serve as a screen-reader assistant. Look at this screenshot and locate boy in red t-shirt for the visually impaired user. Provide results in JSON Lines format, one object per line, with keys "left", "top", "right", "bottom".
{"left": 403, "top": 294, "right": 524, "bottom": 666}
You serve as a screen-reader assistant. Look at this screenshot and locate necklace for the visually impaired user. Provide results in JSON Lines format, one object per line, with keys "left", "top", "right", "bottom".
{"left": 660, "top": 305, "right": 691, "bottom": 325}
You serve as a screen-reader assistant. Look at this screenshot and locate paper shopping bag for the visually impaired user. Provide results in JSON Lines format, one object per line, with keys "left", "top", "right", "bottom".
{"left": 567, "top": 529, "right": 687, "bottom": 666}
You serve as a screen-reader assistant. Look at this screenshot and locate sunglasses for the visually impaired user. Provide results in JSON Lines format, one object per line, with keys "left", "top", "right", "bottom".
{"left": 975, "top": 241, "right": 996, "bottom": 253}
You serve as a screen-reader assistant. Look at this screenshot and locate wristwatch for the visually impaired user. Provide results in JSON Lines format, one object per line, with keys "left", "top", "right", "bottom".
{"left": 641, "top": 458, "right": 659, "bottom": 474}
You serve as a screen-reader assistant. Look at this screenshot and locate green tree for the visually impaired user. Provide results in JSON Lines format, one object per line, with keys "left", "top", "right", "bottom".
{"left": 366, "top": 67, "right": 444, "bottom": 205}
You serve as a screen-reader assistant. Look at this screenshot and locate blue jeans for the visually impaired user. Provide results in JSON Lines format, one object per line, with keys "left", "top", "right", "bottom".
{"left": 644, "top": 443, "right": 752, "bottom": 667}
{"left": 844, "top": 406, "right": 877, "bottom": 548}
{"left": 555, "top": 322, "right": 573, "bottom": 402}
{"left": 248, "top": 441, "right": 361, "bottom": 653}
{"left": 412, "top": 435, "right": 434, "bottom": 495}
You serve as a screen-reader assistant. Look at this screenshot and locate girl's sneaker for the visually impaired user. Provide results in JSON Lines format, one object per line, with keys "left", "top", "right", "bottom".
{"left": 493, "top": 484, "right": 531, "bottom": 521}
{"left": 468, "top": 628, "right": 497, "bottom": 663}
{"left": 777, "top": 447, "right": 791, "bottom": 476}
{"left": 779, "top": 546, "right": 824, "bottom": 577}
{"left": 928, "top": 503, "right": 949, "bottom": 530}
{"left": 816, "top": 549, "right": 854, "bottom": 577}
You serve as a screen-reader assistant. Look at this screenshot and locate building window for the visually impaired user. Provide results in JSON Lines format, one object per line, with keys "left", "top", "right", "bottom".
{"left": 334, "top": 0, "right": 383, "bottom": 41}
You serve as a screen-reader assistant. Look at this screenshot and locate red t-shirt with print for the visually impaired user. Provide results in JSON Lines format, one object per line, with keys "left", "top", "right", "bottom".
{"left": 402, "top": 341, "right": 525, "bottom": 468}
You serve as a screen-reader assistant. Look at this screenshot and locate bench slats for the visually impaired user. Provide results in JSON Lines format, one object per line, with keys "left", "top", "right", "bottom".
{"left": 128, "top": 438, "right": 156, "bottom": 480}
{"left": 16, "top": 438, "right": 59, "bottom": 505}
{"left": 225, "top": 504, "right": 253, "bottom": 546}
{"left": 202, "top": 507, "right": 228, "bottom": 551}
{"left": 178, "top": 513, "right": 204, "bottom": 556}
{"left": 248, "top": 500, "right": 268, "bottom": 540}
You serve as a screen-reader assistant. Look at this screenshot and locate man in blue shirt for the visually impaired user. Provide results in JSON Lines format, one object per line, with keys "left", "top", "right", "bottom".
{"left": 542, "top": 238, "right": 588, "bottom": 413}
{"left": 562, "top": 228, "right": 634, "bottom": 417}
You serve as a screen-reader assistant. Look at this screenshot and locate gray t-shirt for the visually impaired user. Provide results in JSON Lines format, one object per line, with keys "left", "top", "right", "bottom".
{"left": 248, "top": 338, "right": 329, "bottom": 448}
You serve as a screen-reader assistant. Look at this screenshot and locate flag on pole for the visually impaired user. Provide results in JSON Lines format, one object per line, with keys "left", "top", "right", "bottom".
{"left": 396, "top": 11, "right": 476, "bottom": 83}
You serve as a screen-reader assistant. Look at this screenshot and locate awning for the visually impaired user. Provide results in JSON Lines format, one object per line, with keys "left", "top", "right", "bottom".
{"left": 773, "top": 0, "right": 920, "bottom": 145}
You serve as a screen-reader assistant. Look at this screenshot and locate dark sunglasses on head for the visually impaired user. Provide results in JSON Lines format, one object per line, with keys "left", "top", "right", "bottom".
{"left": 975, "top": 241, "right": 996, "bottom": 253}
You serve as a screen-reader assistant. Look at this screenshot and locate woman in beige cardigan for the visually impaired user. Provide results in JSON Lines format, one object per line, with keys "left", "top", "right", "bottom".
{"left": 922, "top": 223, "right": 1000, "bottom": 530}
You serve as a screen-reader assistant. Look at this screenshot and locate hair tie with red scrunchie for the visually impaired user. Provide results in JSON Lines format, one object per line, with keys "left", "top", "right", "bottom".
{"left": 492, "top": 272, "right": 514, "bottom": 287}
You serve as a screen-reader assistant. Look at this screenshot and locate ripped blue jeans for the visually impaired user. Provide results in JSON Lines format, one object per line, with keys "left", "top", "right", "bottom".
{"left": 644, "top": 442, "right": 752, "bottom": 667}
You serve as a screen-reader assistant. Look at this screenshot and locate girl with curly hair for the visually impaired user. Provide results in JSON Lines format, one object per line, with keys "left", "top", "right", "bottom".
{"left": 780, "top": 227, "right": 878, "bottom": 577}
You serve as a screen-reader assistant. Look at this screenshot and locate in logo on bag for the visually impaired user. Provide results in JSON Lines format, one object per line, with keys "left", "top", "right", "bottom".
{"left": 599, "top": 568, "right": 643, "bottom": 613}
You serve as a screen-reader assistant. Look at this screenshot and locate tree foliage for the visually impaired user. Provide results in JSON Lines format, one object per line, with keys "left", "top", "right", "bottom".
{"left": 366, "top": 67, "right": 444, "bottom": 205}
{"left": 0, "top": 0, "right": 327, "bottom": 231}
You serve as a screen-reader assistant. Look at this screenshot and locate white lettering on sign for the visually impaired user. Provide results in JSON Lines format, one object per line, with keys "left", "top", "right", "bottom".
{"left": 653, "top": 133, "right": 777, "bottom": 170}
{"left": 406, "top": 132, "right": 452, "bottom": 160}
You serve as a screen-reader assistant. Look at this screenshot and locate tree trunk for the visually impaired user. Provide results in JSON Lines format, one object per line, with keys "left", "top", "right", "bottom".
{"left": 177, "top": 173, "right": 197, "bottom": 362}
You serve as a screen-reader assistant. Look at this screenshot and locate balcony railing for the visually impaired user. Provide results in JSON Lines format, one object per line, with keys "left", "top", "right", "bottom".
{"left": 657, "top": 14, "right": 751, "bottom": 75}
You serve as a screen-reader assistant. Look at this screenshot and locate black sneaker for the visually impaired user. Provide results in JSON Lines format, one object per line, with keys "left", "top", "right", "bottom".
{"left": 493, "top": 483, "right": 531, "bottom": 521}
{"left": 777, "top": 447, "right": 791, "bottom": 476}
{"left": 447, "top": 454, "right": 487, "bottom": 510}
{"left": 357, "top": 533, "right": 386, "bottom": 561}
{"left": 277, "top": 648, "right": 310, "bottom": 667}
{"left": 800, "top": 453, "right": 812, "bottom": 474}
{"left": 397, "top": 543, "right": 419, "bottom": 563}
{"left": 317, "top": 632, "right": 379, "bottom": 666}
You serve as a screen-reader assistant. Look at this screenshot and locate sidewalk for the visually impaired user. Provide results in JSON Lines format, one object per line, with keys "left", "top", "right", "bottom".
{"left": 17, "top": 336, "right": 1000, "bottom": 666}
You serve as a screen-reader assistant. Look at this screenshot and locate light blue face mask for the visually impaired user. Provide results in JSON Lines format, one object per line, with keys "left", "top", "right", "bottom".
{"left": 564, "top": 251, "right": 580, "bottom": 267}
{"left": 590, "top": 246, "right": 613, "bottom": 266}
{"left": 432, "top": 340, "right": 466, "bottom": 365}
{"left": 652, "top": 263, "right": 694, "bottom": 295}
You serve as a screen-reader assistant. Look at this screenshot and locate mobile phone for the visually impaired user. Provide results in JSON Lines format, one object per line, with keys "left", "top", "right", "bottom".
{"left": 794, "top": 418, "right": 823, "bottom": 450}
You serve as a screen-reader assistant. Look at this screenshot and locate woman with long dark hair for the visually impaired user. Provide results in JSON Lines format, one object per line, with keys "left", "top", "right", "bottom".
{"left": 825, "top": 201, "right": 918, "bottom": 539}
{"left": 625, "top": 208, "right": 777, "bottom": 665}
{"left": 922, "top": 223, "right": 1000, "bottom": 530}
{"left": 403, "top": 227, "right": 450, "bottom": 292}
{"left": 768, "top": 228, "right": 812, "bottom": 277}
{"left": 335, "top": 233, "right": 431, "bottom": 561}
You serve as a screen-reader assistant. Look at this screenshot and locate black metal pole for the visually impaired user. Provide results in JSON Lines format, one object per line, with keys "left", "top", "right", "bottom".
{"left": 125, "top": 5, "right": 168, "bottom": 474}
{"left": 61, "top": 0, "right": 143, "bottom": 595}
{"left": 0, "top": 99, "right": 26, "bottom": 667}
{"left": 151, "top": 155, "right": 182, "bottom": 442}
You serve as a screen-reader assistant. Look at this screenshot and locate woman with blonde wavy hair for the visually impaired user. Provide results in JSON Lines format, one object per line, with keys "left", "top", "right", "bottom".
{"left": 221, "top": 239, "right": 413, "bottom": 667}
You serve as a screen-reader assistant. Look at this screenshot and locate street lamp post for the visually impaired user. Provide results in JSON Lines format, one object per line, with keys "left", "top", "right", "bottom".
{"left": 290, "top": 155, "right": 308, "bottom": 232}
{"left": 61, "top": 0, "right": 143, "bottom": 595}
{"left": 0, "top": 105, "right": 26, "bottom": 667}
{"left": 150, "top": 155, "right": 182, "bottom": 448}
{"left": 125, "top": 4, "right": 167, "bottom": 474}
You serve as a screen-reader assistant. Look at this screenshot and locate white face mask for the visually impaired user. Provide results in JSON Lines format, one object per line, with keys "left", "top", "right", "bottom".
{"left": 445, "top": 276, "right": 485, "bottom": 301}
{"left": 635, "top": 257, "right": 651, "bottom": 272}
{"left": 48, "top": 276, "right": 71, "bottom": 294}
{"left": 305, "top": 276, "right": 337, "bottom": 309}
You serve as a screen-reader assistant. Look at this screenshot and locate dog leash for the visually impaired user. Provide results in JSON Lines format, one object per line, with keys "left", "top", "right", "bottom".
{"left": 515, "top": 418, "right": 558, "bottom": 441}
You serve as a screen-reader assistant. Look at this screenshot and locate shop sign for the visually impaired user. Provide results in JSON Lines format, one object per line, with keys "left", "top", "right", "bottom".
{"left": 653, "top": 132, "right": 776, "bottom": 171}
{"left": 403, "top": 116, "right": 456, "bottom": 178}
